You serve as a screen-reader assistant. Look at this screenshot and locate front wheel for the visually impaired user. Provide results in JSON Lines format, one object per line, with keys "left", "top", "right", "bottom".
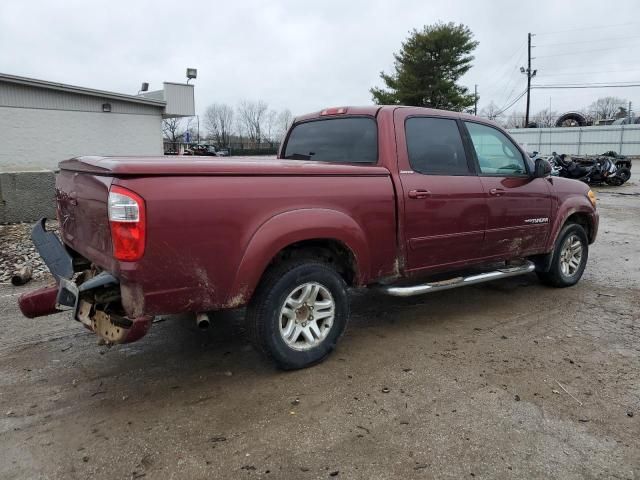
{"left": 246, "top": 259, "right": 350, "bottom": 370}
{"left": 537, "top": 223, "right": 589, "bottom": 287}
{"left": 606, "top": 167, "right": 631, "bottom": 186}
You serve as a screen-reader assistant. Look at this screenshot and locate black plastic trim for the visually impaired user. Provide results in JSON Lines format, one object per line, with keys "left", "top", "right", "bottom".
{"left": 31, "top": 218, "right": 74, "bottom": 280}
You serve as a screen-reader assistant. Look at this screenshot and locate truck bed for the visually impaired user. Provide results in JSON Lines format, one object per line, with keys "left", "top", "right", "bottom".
{"left": 55, "top": 156, "right": 398, "bottom": 317}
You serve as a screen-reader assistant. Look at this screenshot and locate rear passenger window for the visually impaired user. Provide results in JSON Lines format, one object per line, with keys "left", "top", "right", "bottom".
{"left": 283, "top": 117, "right": 377, "bottom": 163}
{"left": 405, "top": 117, "right": 470, "bottom": 175}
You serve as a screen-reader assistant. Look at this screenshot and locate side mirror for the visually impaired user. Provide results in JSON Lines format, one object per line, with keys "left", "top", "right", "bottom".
{"left": 534, "top": 158, "right": 552, "bottom": 178}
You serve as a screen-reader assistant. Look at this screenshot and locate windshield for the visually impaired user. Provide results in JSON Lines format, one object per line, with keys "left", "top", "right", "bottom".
{"left": 283, "top": 117, "right": 377, "bottom": 163}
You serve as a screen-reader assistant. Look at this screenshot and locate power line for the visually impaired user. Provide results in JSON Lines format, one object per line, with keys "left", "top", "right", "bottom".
{"left": 535, "top": 60, "right": 637, "bottom": 69}
{"left": 498, "top": 87, "right": 526, "bottom": 111}
{"left": 478, "top": 41, "right": 527, "bottom": 101}
{"left": 537, "top": 81, "right": 640, "bottom": 85}
{"left": 495, "top": 89, "right": 528, "bottom": 116}
{"left": 535, "top": 22, "right": 637, "bottom": 36}
{"left": 535, "top": 45, "right": 634, "bottom": 59}
{"left": 533, "top": 82, "right": 640, "bottom": 89}
{"left": 497, "top": 49, "right": 528, "bottom": 99}
{"left": 537, "top": 68, "right": 640, "bottom": 77}
{"left": 535, "top": 35, "right": 640, "bottom": 47}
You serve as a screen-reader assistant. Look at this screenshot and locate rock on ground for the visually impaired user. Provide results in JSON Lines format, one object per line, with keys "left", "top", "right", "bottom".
{"left": 0, "top": 220, "right": 57, "bottom": 284}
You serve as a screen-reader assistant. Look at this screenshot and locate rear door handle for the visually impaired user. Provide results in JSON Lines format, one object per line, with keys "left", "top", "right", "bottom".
{"left": 408, "top": 189, "right": 431, "bottom": 199}
{"left": 489, "top": 188, "right": 505, "bottom": 197}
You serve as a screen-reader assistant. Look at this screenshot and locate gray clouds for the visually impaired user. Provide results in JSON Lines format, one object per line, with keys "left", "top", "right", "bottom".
{"left": 1, "top": 0, "right": 638, "bottom": 118}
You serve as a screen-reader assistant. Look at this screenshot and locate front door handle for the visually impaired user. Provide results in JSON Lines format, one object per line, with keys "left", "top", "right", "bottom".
{"left": 489, "top": 188, "right": 505, "bottom": 197}
{"left": 408, "top": 189, "right": 431, "bottom": 199}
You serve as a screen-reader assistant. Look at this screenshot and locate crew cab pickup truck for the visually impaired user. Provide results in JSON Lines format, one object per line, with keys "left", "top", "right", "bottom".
{"left": 19, "top": 106, "right": 599, "bottom": 369}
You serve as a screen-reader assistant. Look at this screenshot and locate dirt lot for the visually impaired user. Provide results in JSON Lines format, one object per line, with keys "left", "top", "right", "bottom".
{"left": 1, "top": 180, "right": 639, "bottom": 480}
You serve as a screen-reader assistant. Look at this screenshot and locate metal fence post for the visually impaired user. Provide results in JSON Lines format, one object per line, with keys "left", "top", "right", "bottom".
{"left": 538, "top": 129, "right": 543, "bottom": 153}
{"left": 619, "top": 126, "right": 625, "bottom": 155}
{"left": 577, "top": 128, "right": 582, "bottom": 155}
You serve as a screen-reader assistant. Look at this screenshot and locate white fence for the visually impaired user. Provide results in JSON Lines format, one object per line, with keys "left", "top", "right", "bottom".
{"left": 507, "top": 124, "right": 640, "bottom": 156}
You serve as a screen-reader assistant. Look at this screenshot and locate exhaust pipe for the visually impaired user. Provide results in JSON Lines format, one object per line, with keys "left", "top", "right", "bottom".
{"left": 18, "top": 285, "right": 61, "bottom": 318}
{"left": 196, "top": 312, "right": 210, "bottom": 329}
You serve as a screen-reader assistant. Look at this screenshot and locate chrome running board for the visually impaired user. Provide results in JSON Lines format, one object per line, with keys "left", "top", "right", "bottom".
{"left": 381, "top": 261, "right": 536, "bottom": 297}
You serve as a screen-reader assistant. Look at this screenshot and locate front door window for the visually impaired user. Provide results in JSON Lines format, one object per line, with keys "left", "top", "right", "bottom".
{"left": 465, "top": 122, "right": 527, "bottom": 176}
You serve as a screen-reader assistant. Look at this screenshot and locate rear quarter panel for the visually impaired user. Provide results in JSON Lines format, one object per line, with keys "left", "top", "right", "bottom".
{"left": 114, "top": 174, "right": 397, "bottom": 315}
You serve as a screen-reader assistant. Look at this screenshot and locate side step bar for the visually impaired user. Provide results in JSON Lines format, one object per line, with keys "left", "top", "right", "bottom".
{"left": 381, "top": 261, "right": 536, "bottom": 297}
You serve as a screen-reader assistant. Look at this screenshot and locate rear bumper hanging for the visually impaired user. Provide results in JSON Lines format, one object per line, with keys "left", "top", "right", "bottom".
{"left": 19, "top": 218, "right": 153, "bottom": 344}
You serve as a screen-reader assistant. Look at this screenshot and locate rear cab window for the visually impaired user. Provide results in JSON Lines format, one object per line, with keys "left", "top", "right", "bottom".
{"left": 283, "top": 117, "right": 377, "bottom": 163}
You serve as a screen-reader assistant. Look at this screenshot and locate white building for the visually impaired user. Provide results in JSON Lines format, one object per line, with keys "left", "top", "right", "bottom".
{"left": 0, "top": 73, "right": 195, "bottom": 222}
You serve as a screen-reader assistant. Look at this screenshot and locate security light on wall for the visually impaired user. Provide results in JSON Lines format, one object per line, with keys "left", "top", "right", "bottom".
{"left": 102, "top": 103, "right": 111, "bottom": 112}
{"left": 138, "top": 82, "right": 149, "bottom": 94}
{"left": 186, "top": 68, "right": 197, "bottom": 83}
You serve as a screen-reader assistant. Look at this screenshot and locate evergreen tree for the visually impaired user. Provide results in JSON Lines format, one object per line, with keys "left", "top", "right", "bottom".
{"left": 371, "top": 23, "right": 478, "bottom": 111}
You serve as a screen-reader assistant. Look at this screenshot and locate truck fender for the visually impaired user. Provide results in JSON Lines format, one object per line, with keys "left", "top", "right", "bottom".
{"left": 228, "top": 208, "right": 371, "bottom": 306}
{"left": 545, "top": 197, "right": 597, "bottom": 252}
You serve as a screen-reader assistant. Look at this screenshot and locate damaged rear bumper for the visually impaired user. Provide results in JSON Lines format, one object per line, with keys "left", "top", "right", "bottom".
{"left": 18, "top": 218, "right": 153, "bottom": 344}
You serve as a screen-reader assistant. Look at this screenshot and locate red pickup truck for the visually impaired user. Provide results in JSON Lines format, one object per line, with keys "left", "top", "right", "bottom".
{"left": 20, "top": 106, "right": 598, "bottom": 369}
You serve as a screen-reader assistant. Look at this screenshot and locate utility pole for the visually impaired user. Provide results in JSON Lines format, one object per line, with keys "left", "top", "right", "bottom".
{"left": 521, "top": 33, "right": 537, "bottom": 127}
{"left": 629, "top": 101, "right": 633, "bottom": 124}
{"left": 474, "top": 84, "right": 478, "bottom": 116}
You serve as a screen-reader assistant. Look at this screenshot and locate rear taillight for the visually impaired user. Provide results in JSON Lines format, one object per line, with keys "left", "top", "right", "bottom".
{"left": 108, "top": 185, "right": 146, "bottom": 261}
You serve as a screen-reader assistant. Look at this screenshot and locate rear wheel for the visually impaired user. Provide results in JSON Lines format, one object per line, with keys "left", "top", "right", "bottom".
{"left": 537, "top": 223, "right": 589, "bottom": 287}
{"left": 246, "top": 259, "right": 349, "bottom": 370}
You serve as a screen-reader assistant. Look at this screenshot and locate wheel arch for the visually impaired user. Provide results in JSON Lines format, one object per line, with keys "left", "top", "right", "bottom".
{"left": 226, "top": 209, "right": 371, "bottom": 307}
{"left": 564, "top": 211, "right": 594, "bottom": 242}
{"left": 533, "top": 210, "right": 595, "bottom": 273}
{"left": 546, "top": 201, "right": 598, "bottom": 252}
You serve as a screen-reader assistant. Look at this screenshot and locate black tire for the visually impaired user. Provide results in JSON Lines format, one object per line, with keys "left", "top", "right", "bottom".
{"left": 537, "top": 223, "right": 589, "bottom": 288}
{"left": 605, "top": 167, "right": 631, "bottom": 186}
{"left": 246, "top": 259, "right": 350, "bottom": 370}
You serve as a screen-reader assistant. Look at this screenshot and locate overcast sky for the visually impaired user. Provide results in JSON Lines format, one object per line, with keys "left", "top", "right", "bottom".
{"left": 1, "top": 0, "right": 639, "bottom": 121}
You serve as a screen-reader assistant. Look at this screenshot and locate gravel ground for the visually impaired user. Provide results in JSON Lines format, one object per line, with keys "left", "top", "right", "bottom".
{"left": 0, "top": 220, "right": 57, "bottom": 284}
{"left": 0, "top": 180, "right": 638, "bottom": 479}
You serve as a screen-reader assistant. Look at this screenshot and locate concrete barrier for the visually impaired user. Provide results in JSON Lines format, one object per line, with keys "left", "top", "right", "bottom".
{"left": 0, "top": 170, "right": 56, "bottom": 224}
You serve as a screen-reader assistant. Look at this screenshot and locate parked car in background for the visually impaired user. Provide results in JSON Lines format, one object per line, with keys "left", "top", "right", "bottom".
{"left": 20, "top": 106, "right": 598, "bottom": 370}
{"left": 190, "top": 145, "right": 218, "bottom": 156}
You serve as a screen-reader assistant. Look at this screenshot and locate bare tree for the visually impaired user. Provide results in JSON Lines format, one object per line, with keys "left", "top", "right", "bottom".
{"left": 588, "top": 96, "right": 628, "bottom": 121}
{"left": 237, "top": 100, "right": 269, "bottom": 145}
{"left": 204, "top": 103, "right": 234, "bottom": 146}
{"left": 503, "top": 111, "right": 523, "bottom": 129}
{"left": 234, "top": 117, "right": 246, "bottom": 145}
{"left": 275, "top": 109, "right": 294, "bottom": 142}
{"left": 263, "top": 109, "right": 278, "bottom": 144}
{"left": 479, "top": 101, "right": 502, "bottom": 121}
{"left": 162, "top": 118, "right": 184, "bottom": 143}
{"left": 532, "top": 108, "right": 557, "bottom": 127}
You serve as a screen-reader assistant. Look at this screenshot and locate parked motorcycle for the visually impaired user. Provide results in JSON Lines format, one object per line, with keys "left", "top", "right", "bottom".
{"left": 529, "top": 151, "right": 562, "bottom": 176}
{"left": 549, "top": 152, "right": 631, "bottom": 186}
